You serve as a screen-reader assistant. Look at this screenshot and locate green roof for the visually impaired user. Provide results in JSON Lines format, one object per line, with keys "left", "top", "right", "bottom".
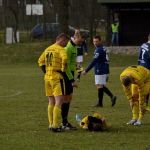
{"left": 97, "top": 0, "right": 150, "bottom": 3}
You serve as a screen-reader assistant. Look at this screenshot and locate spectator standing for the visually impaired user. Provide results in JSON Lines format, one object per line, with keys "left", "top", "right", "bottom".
{"left": 111, "top": 20, "right": 119, "bottom": 46}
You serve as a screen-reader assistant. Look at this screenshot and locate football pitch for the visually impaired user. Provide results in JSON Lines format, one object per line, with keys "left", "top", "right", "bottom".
{"left": 0, "top": 45, "right": 150, "bottom": 150}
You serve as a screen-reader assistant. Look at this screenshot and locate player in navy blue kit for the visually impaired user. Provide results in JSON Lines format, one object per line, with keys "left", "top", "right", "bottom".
{"left": 83, "top": 35, "right": 116, "bottom": 107}
{"left": 76, "top": 35, "right": 88, "bottom": 81}
{"left": 138, "top": 33, "right": 150, "bottom": 107}
{"left": 138, "top": 33, "right": 150, "bottom": 70}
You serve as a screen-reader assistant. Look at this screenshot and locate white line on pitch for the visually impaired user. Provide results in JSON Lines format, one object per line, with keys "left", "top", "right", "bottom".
{"left": 0, "top": 90, "right": 23, "bottom": 98}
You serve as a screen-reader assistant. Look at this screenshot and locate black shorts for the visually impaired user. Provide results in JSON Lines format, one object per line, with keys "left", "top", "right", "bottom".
{"left": 63, "top": 71, "right": 74, "bottom": 95}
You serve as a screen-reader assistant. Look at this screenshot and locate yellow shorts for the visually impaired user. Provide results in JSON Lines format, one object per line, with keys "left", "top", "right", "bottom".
{"left": 144, "top": 82, "right": 150, "bottom": 95}
{"left": 131, "top": 84, "right": 139, "bottom": 96}
{"left": 132, "top": 81, "right": 150, "bottom": 97}
{"left": 45, "top": 79, "right": 65, "bottom": 97}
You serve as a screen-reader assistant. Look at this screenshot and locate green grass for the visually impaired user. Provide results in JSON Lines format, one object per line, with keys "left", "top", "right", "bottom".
{"left": 0, "top": 43, "right": 150, "bottom": 150}
{"left": 0, "top": 42, "right": 51, "bottom": 64}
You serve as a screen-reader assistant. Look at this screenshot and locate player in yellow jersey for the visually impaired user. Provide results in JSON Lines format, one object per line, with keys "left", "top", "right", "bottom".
{"left": 120, "top": 65, "right": 150, "bottom": 126}
{"left": 76, "top": 112, "right": 107, "bottom": 131}
{"left": 132, "top": 84, "right": 150, "bottom": 112}
{"left": 38, "top": 33, "right": 69, "bottom": 132}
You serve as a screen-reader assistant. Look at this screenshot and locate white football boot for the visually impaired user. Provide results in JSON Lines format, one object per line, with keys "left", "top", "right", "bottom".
{"left": 126, "top": 119, "right": 137, "bottom": 125}
{"left": 133, "top": 120, "right": 142, "bottom": 126}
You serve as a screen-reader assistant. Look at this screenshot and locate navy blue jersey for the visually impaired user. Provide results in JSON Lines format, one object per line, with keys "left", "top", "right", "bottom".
{"left": 138, "top": 43, "right": 150, "bottom": 70}
{"left": 85, "top": 45, "right": 109, "bottom": 75}
{"left": 77, "top": 40, "right": 88, "bottom": 56}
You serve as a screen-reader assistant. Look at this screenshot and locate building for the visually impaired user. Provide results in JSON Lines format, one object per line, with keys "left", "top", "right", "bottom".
{"left": 0, "top": 0, "right": 2, "bottom": 6}
{"left": 98, "top": 0, "right": 150, "bottom": 45}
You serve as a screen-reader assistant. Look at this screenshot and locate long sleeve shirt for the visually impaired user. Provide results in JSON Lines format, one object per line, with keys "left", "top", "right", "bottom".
{"left": 65, "top": 40, "right": 77, "bottom": 81}
{"left": 77, "top": 40, "right": 88, "bottom": 56}
{"left": 120, "top": 65, "right": 150, "bottom": 101}
{"left": 138, "top": 42, "right": 150, "bottom": 70}
{"left": 85, "top": 45, "right": 109, "bottom": 75}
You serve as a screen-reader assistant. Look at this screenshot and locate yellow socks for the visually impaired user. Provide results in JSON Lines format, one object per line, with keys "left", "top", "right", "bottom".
{"left": 132, "top": 101, "right": 139, "bottom": 120}
{"left": 48, "top": 104, "right": 54, "bottom": 127}
{"left": 53, "top": 105, "right": 61, "bottom": 128}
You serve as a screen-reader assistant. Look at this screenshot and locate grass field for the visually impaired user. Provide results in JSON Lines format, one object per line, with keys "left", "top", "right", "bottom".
{"left": 0, "top": 43, "right": 150, "bottom": 150}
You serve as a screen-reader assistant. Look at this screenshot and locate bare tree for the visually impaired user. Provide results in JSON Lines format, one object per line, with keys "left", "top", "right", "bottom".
{"left": 56, "top": 0, "right": 69, "bottom": 34}
{"left": 4, "top": 0, "right": 20, "bottom": 43}
{"left": 1, "top": 0, "right": 107, "bottom": 42}
{"left": 88, "top": 0, "right": 97, "bottom": 42}
{"left": 9, "top": 6, "right": 19, "bottom": 42}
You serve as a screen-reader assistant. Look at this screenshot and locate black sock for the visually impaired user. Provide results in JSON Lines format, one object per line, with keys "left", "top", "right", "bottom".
{"left": 77, "top": 73, "right": 81, "bottom": 79}
{"left": 103, "top": 86, "right": 113, "bottom": 98}
{"left": 98, "top": 88, "right": 104, "bottom": 106}
{"left": 145, "top": 94, "right": 149, "bottom": 106}
{"left": 61, "top": 103, "right": 70, "bottom": 125}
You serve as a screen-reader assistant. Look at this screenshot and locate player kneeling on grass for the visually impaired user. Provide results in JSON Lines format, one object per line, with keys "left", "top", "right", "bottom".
{"left": 76, "top": 113, "right": 107, "bottom": 131}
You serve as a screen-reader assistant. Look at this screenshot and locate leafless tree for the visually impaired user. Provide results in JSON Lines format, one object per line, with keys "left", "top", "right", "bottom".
{"left": 4, "top": 0, "right": 20, "bottom": 42}
{"left": 1, "top": 0, "right": 106, "bottom": 42}
{"left": 53, "top": 0, "right": 69, "bottom": 34}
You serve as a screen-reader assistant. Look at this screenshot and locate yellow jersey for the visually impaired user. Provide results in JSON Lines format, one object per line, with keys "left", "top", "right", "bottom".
{"left": 80, "top": 112, "right": 107, "bottom": 129}
{"left": 120, "top": 65, "right": 150, "bottom": 100}
{"left": 38, "top": 43, "right": 67, "bottom": 80}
